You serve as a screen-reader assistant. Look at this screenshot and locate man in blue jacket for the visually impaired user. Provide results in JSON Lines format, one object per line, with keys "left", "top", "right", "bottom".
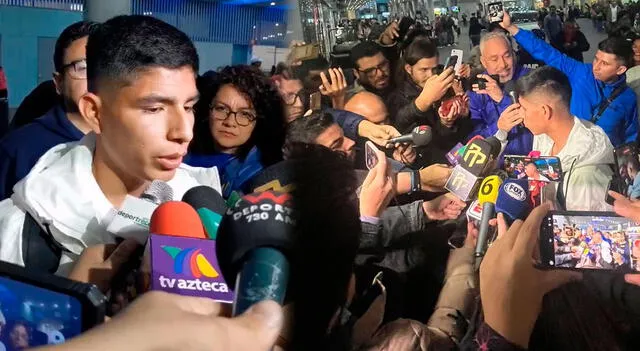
{"left": 468, "top": 31, "right": 533, "bottom": 156}
{"left": 0, "top": 21, "right": 98, "bottom": 200}
{"left": 500, "top": 11, "right": 638, "bottom": 147}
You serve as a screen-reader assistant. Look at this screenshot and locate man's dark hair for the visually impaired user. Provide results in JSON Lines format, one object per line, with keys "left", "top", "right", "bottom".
{"left": 54, "top": 21, "right": 99, "bottom": 73}
{"left": 86, "top": 15, "right": 199, "bottom": 93}
{"left": 598, "top": 36, "right": 633, "bottom": 68}
{"left": 350, "top": 41, "right": 384, "bottom": 69}
{"left": 285, "top": 111, "right": 335, "bottom": 148}
{"left": 517, "top": 66, "right": 572, "bottom": 110}
{"left": 403, "top": 38, "right": 438, "bottom": 66}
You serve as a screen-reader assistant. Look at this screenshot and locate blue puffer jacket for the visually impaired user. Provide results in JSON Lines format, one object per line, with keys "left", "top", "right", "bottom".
{"left": 468, "top": 65, "right": 533, "bottom": 156}
{"left": 513, "top": 29, "right": 638, "bottom": 147}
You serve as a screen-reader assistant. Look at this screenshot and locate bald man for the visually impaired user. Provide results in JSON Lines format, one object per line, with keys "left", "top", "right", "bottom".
{"left": 345, "top": 91, "right": 390, "bottom": 125}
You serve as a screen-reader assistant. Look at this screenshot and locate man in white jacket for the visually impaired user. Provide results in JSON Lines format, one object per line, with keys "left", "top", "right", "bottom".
{"left": 501, "top": 66, "right": 615, "bottom": 211}
{"left": 0, "top": 16, "right": 221, "bottom": 275}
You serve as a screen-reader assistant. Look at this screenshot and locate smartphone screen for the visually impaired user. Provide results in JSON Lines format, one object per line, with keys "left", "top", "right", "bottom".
{"left": 487, "top": 2, "right": 504, "bottom": 23}
{"left": 0, "top": 276, "right": 84, "bottom": 347}
{"left": 540, "top": 212, "right": 640, "bottom": 271}
{"left": 613, "top": 143, "right": 640, "bottom": 199}
{"left": 503, "top": 156, "right": 563, "bottom": 182}
{"left": 309, "top": 92, "right": 322, "bottom": 111}
{"left": 444, "top": 55, "right": 457, "bottom": 70}
{"left": 365, "top": 141, "right": 379, "bottom": 170}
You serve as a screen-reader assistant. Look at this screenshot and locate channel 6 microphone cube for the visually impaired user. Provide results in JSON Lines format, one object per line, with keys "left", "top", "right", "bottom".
{"left": 149, "top": 234, "right": 234, "bottom": 303}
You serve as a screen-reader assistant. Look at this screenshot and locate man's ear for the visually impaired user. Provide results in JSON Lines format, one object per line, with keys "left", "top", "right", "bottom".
{"left": 404, "top": 64, "right": 412, "bottom": 76}
{"left": 352, "top": 68, "right": 360, "bottom": 81}
{"left": 616, "top": 64, "right": 628, "bottom": 76}
{"left": 79, "top": 92, "right": 103, "bottom": 134}
{"left": 542, "top": 104, "right": 553, "bottom": 121}
{"left": 52, "top": 72, "right": 63, "bottom": 96}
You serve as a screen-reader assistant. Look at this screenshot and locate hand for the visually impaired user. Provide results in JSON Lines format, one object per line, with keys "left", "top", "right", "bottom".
{"left": 499, "top": 10, "right": 519, "bottom": 35}
{"left": 472, "top": 74, "right": 504, "bottom": 103}
{"left": 609, "top": 190, "right": 640, "bottom": 222}
{"left": 380, "top": 21, "right": 400, "bottom": 45}
{"left": 457, "top": 63, "right": 471, "bottom": 79}
{"left": 419, "top": 164, "right": 453, "bottom": 192}
{"left": 459, "top": 94, "right": 470, "bottom": 117}
{"left": 41, "top": 292, "right": 282, "bottom": 351}
{"left": 320, "top": 68, "right": 348, "bottom": 109}
{"left": 358, "top": 121, "right": 401, "bottom": 147}
{"left": 423, "top": 193, "right": 466, "bottom": 220}
{"left": 68, "top": 239, "right": 140, "bottom": 293}
{"left": 416, "top": 67, "right": 455, "bottom": 111}
{"left": 438, "top": 99, "right": 462, "bottom": 128}
{"left": 497, "top": 103, "right": 524, "bottom": 132}
{"left": 392, "top": 143, "right": 417, "bottom": 165}
{"left": 287, "top": 41, "right": 307, "bottom": 67}
{"left": 359, "top": 147, "right": 395, "bottom": 218}
{"left": 481, "top": 204, "right": 582, "bottom": 348}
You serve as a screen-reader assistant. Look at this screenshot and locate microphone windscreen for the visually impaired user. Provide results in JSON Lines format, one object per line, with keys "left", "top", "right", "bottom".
{"left": 495, "top": 179, "right": 532, "bottom": 222}
{"left": 217, "top": 191, "right": 297, "bottom": 288}
{"left": 504, "top": 80, "right": 517, "bottom": 95}
{"left": 412, "top": 125, "right": 432, "bottom": 146}
{"left": 150, "top": 201, "right": 206, "bottom": 239}
{"left": 140, "top": 180, "right": 174, "bottom": 205}
{"left": 182, "top": 186, "right": 227, "bottom": 215}
{"left": 485, "top": 136, "right": 503, "bottom": 158}
{"left": 461, "top": 139, "right": 494, "bottom": 176}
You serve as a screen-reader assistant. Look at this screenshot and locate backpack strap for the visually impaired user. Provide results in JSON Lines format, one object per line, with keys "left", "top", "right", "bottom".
{"left": 21, "top": 213, "right": 62, "bottom": 274}
{"left": 591, "top": 83, "right": 627, "bottom": 125}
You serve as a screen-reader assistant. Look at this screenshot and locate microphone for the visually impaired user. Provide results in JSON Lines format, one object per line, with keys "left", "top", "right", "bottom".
{"left": 504, "top": 81, "right": 518, "bottom": 105}
{"left": 182, "top": 186, "right": 227, "bottom": 240}
{"left": 445, "top": 137, "right": 502, "bottom": 201}
{"left": 475, "top": 176, "right": 503, "bottom": 265}
{"left": 145, "top": 201, "right": 233, "bottom": 302}
{"left": 495, "top": 179, "right": 532, "bottom": 226}
{"left": 107, "top": 181, "right": 173, "bottom": 244}
{"left": 217, "top": 190, "right": 297, "bottom": 316}
{"left": 386, "top": 125, "right": 432, "bottom": 146}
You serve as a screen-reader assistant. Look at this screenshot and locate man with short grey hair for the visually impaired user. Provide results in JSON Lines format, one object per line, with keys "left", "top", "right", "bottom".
{"left": 467, "top": 31, "right": 533, "bottom": 156}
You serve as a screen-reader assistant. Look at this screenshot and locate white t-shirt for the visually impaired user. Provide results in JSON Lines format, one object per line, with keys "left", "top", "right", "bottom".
{"left": 611, "top": 5, "right": 619, "bottom": 23}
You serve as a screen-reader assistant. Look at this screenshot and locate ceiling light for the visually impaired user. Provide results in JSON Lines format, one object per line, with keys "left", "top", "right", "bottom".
{"left": 270, "top": 2, "right": 276, "bottom": 5}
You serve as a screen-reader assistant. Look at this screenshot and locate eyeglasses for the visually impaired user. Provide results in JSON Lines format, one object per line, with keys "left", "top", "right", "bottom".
{"left": 358, "top": 60, "right": 390, "bottom": 78}
{"left": 282, "top": 90, "right": 304, "bottom": 106}
{"left": 60, "top": 59, "right": 87, "bottom": 80}
{"left": 210, "top": 103, "right": 258, "bottom": 127}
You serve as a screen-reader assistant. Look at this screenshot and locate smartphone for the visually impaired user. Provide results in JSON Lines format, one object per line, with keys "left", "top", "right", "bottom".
{"left": 365, "top": 141, "right": 379, "bottom": 170}
{"left": 503, "top": 155, "right": 563, "bottom": 182}
{"left": 450, "top": 49, "right": 463, "bottom": 74}
{"left": 612, "top": 143, "right": 640, "bottom": 199}
{"left": 539, "top": 211, "right": 640, "bottom": 271}
{"left": 443, "top": 55, "right": 458, "bottom": 71}
{"left": 0, "top": 261, "right": 106, "bottom": 346}
{"left": 487, "top": 2, "right": 504, "bottom": 23}
{"left": 309, "top": 92, "right": 322, "bottom": 111}
{"left": 397, "top": 16, "right": 415, "bottom": 42}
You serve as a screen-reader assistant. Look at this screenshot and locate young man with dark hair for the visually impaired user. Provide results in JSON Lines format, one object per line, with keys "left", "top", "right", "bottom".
{"left": 0, "top": 16, "right": 220, "bottom": 274}
{"left": 500, "top": 12, "right": 638, "bottom": 146}
{"left": 0, "top": 21, "right": 99, "bottom": 200}
{"left": 506, "top": 66, "right": 614, "bottom": 211}
{"left": 349, "top": 41, "right": 393, "bottom": 99}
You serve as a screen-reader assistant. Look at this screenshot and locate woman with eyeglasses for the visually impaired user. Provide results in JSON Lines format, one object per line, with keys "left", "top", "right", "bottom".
{"left": 185, "top": 65, "right": 287, "bottom": 198}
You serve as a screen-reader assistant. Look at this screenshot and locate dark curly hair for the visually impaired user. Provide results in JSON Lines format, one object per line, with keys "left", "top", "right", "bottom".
{"left": 191, "top": 65, "right": 286, "bottom": 167}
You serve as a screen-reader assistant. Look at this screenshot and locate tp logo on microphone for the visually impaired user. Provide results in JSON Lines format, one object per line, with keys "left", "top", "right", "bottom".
{"left": 162, "top": 246, "right": 219, "bottom": 278}
{"left": 504, "top": 182, "right": 527, "bottom": 201}
{"left": 463, "top": 144, "right": 488, "bottom": 168}
{"left": 451, "top": 172, "right": 470, "bottom": 190}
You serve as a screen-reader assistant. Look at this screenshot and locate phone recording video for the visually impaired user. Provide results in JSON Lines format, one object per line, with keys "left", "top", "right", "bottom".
{"left": 365, "top": 141, "right": 379, "bottom": 170}
{"left": 487, "top": 2, "right": 505, "bottom": 23}
{"left": 540, "top": 212, "right": 640, "bottom": 271}
{"left": 613, "top": 143, "right": 640, "bottom": 199}
{"left": 503, "top": 155, "right": 563, "bottom": 182}
{"left": 443, "top": 55, "right": 458, "bottom": 70}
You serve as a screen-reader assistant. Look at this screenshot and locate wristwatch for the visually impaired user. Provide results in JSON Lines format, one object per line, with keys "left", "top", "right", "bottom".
{"left": 409, "top": 170, "right": 422, "bottom": 194}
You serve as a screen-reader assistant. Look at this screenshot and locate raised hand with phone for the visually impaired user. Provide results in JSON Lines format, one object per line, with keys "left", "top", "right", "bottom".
{"left": 319, "top": 67, "right": 348, "bottom": 109}
{"left": 415, "top": 66, "right": 456, "bottom": 112}
{"left": 360, "top": 142, "right": 396, "bottom": 218}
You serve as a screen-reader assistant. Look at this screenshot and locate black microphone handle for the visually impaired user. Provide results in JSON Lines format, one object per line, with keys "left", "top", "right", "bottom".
{"left": 475, "top": 202, "right": 495, "bottom": 262}
{"left": 387, "top": 134, "right": 414, "bottom": 145}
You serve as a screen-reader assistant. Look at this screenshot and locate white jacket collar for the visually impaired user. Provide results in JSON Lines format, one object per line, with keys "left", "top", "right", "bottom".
{"left": 11, "top": 133, "right": 221, "bottom": 256}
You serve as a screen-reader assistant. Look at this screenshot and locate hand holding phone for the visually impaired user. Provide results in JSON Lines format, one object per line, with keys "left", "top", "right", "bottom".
{"left": 487, "top": 2, "right": 505, "bottom": 23}
{"left": 360, "top": 145, "right": 395, "bottom": 218}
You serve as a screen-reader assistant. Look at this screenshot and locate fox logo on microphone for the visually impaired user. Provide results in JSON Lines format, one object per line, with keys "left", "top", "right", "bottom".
{"left": 150, "top": 235, "right": 234, "bottom": 302}
{"left": 503, "top": 182, "right": 527, "bottom": 201}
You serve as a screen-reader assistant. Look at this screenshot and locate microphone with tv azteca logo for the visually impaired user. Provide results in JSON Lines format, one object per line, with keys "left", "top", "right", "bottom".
{"left": 475, "top": 175, "right": 503, "bottom": 261}
{"left": 217, "top": 190, "right": 296, "bottom": 316}
{"left": 444, "top": 136, "right": 501, "bottom": 201}
{"left": 107, "top": 180, "right": 173, "bottom": 244}
{"left": 143, "top": 201, "right": 234, "bottom": 303}
{"left": 182, "top": 186, "right": 227, "bottom": 240}
{"left": 495, "top": 179, "right": 532, "bottom": 226}
{"left": 386, "top": 125, "right": 432, "bottom": 147}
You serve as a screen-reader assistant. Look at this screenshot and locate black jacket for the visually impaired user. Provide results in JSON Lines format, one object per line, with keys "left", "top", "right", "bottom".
{"left": 553, "top": 30, "right": 590, "bottom": 62}
{"left": 387, "top": 76, "right": 473, "bottom": 165}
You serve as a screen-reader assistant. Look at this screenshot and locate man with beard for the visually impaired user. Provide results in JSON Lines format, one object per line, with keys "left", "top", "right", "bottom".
{"left": 349, "top": 41, "right": 394, "bottom": 100}
{"left": 0, "top": 21, "right": 98, "bottom": 200}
